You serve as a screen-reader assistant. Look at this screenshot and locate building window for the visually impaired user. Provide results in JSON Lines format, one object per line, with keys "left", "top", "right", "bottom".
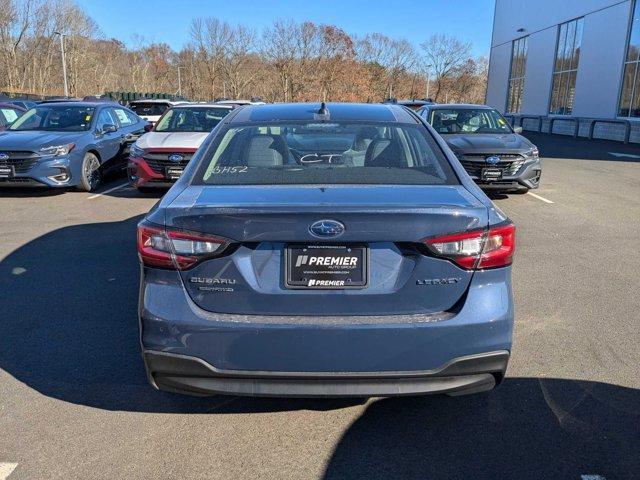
{"left": 549, "top": 18, "right": 584, "bottom": 115}
{"left": 619, "top": 0, "right": 640, "bottom": 117}
{"left": 506, "top": 37, "right": 528, "bottom": 113}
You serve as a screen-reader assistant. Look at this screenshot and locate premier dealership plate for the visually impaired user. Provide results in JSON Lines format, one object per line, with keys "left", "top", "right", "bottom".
{"left": 285, "top": 244, "right": 368, "bottom": 289}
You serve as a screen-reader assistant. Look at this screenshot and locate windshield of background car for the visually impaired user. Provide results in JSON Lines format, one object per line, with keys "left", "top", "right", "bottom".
{"left": 195, "top": 122, "right": 458, "bottom": 185}
{"left": 129, "top": 103, "right": 168, "bottom": 116}
{"left": 155, "top": 107, "right": 231, "bottom": 132}
{"left": 429, "top": 108, "right": 512, "bottom": 135}
{"left": 9, "top": 106, "right": 95, "bottom": 132}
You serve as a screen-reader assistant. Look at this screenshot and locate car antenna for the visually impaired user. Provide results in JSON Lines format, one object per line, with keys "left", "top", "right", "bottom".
{"left": 314, "top": 102, "right": 330, "bottom": 120}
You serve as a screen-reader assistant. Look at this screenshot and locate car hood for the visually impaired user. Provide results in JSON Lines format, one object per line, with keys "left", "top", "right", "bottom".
{"left": 137, "top": 131, "right": 209, "bottom": 150}
{"left": 0, "top": 130, "right": 86, "bottom": 151}
{"left": 443, "top": 133, "right": 534, "bottom": 154}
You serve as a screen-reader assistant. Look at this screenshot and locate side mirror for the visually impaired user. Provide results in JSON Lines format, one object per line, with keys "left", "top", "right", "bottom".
{"left": 101, "top": 123, "right": 117, "bottom": 134}
{"left": 513, "top": 126, "right": 523, "bottom": 134}
{"left": 144, "top": 123, "right": 153, "bottom": 132}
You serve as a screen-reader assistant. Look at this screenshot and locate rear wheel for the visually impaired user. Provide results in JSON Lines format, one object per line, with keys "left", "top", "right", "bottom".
{"left": 79, "top": 152, "right": 102, "bottom": 192}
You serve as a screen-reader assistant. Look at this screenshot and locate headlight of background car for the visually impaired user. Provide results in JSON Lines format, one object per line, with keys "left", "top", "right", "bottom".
{"left": 524, "top": 147, "right": 539, "bottom": 159}
{"left": 130, "top": 144, "right": 145, "bottom": 158}
{"left": 39, "top": 143, "right": 75, "bottom": 157}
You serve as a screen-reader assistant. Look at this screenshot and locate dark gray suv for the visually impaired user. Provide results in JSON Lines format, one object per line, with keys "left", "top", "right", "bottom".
{"left": 417, "top": 104, "right": 541, "bottom": 193}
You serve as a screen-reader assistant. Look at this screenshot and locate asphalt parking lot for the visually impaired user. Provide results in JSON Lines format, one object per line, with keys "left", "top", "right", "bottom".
{"left": 0, "top": 133, "right": 639, "bottom": 480}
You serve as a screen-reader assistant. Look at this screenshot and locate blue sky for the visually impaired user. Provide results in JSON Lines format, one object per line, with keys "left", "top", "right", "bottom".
{"left": 80, "top": 0, "right": 495, "bottom": 56}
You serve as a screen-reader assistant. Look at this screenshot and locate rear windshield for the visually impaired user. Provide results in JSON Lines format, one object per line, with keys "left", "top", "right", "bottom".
{"left": 155, "top": 107, "right": 230, "bottom": 132}
{"left": 195, "top": 122, "right": 457, "bottom": 186}
{"left": 129, "top": 103, "right": 169, "bottom": 116}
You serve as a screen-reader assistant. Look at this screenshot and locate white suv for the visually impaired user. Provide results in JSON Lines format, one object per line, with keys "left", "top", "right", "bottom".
{"left": 128, "top": 99, "right": 188, "bottom": 125}
{"left": 128, "top": 103, "right": 234, "bottom": 191}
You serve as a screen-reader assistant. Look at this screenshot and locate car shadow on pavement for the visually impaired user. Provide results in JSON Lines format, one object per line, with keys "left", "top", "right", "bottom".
{"left": 322, "top": 378, "right": 639, "bottom": 480}
{"left": 524, "top": 132, "right": 640, "bottom": 162}
{"left": 0, "top": 186, "right": 67, "bottom": 198}
{"left": 0, "top": 215, "right": 362, "bottom": 413}
{"left": 1, "top": 215, "right": 638, "bottom": 478}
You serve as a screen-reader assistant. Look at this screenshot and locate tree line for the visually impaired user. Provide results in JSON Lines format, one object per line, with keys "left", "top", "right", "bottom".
{"left": 0, "top": 0, "right": 488, "bottom": 104}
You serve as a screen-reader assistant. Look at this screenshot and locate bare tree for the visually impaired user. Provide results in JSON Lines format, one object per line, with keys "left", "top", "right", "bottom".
{"left": 189, "top": 17, "right": 230, "bottom": 98}
{"left": 261, "top": 19, "right": 298, "bottom": 101}
{"left": 356, "top": 33, "right": 417, "bottom": 99}
{"left": 222, "top": 24, "right": 257, "bottom": 99}
{"left": 0, "top": 1, "right": 487, "bottom": 104}
{"left": 420, "top": 34, "right": 472, "bottom": 102}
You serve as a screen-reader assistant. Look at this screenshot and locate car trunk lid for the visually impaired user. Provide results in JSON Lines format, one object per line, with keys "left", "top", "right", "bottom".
{"left": 164, "top": 185, "right": 488, "bottom": 316}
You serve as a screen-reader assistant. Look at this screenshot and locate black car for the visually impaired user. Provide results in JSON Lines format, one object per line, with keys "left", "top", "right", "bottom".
{"left": 383, "top": 98, "right": 434, "bottom": 111}
{"left": 417, "top": 104, "right": 541, "bottom": 193}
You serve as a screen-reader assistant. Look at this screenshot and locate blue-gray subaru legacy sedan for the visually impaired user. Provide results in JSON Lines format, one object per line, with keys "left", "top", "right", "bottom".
{"left": 138, "top": 102, "right": 516, "bottom": 398}
{"left": 0, "top": 101, "right": 147, "bottom": 191}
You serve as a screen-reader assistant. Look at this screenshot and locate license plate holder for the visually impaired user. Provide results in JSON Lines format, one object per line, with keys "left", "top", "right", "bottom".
{"left": 165, "top": 166, "right": 184, "bottom": 180}
{"left": 481, "top": 167, "right": 503, "bottom": 181}
{"left": 0, "top": 165, "right": 14, "bottom": 179}
{"left": 285, "top": 245, "right": 368, "bottom": 289}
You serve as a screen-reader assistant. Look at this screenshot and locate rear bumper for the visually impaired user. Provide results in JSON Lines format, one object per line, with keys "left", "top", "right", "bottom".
{"left": 143, "top": 349, "right": 509, "bottom": 397}
{"left": 139, "top": 267, "right": 514, "bottom": 397}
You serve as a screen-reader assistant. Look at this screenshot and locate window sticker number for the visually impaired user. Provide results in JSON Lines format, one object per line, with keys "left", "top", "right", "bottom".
{"left": 1, "top": 109, "right": 18, "bottom": 122}
{"left": 211, "top": 166, "right": 248, "bottom": 174}
{"left": 114, "top": 109, "right": 129, "bottom": 124}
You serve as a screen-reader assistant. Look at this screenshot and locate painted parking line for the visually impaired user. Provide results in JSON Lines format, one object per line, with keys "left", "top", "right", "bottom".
{"left": 0, "top": 463, "right": 18, "bottom": 480}
{"left": 87, "top": 182, "right": 130, "bottom": 199}
{"left": 527, "top": 191, "right": 555, "bottom": 204}
{"left": 609, "top": 152, "right": 640, "bottom": 159}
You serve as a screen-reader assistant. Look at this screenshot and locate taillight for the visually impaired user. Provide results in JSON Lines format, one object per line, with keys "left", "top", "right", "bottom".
{"left": 137, "top": 223, "right": 229, "bottom": 270}
{"left": 424, "top": 223, "right": 515, "bottom": 270}
{"left": 478, "top": 224, "right": 516, "bottom": 269}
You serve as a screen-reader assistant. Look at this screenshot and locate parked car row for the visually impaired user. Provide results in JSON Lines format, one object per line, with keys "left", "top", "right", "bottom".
{"left": 0, "top": 98, "right": 243, "bottom": 191}
{"left": 1, "top": 99, "right": 521, "bottom": 399}
{"left": 0, "top": 96, "right": 540, "bottom": 194}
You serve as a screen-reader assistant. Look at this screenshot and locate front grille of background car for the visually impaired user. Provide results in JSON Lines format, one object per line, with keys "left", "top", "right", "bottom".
{"left": 459, "top": 154, "right": 525, "bottom": 177}
{"left": 0, "top": 151, "right": 40, "bottom": 173}
{"left": 142, "top": 152, "right": 194, "bottom": 174}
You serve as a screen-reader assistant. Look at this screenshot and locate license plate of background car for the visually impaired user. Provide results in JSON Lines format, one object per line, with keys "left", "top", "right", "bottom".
{"left": 165, "top": 167, "right": 183, "bottom": 180}
{"left": 0, "top": 165, "right": 14, "bottom": 178}
{"left": 481, "top": 168, "right": 502, "bottom": 181}
{"left": 285, "top": 245, "right": 368, "bottom": 289}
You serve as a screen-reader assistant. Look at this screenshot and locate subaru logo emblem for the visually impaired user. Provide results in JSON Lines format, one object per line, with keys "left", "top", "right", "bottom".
{"left": 168, "top": 154, "right": 184, "bottom": 162}
{"left": 485, "top": 155, "right": 500, "bottom": 165}
{"left": 0, "top": 153, "right": 8, "bottom": 161}
{"left": 309, "top": 220, "right": 345, "bottom": 238}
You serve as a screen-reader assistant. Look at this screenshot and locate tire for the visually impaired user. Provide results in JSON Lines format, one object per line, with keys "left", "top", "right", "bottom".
{"left": 79, "top": 152, "right": 102, "bottom": 192}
